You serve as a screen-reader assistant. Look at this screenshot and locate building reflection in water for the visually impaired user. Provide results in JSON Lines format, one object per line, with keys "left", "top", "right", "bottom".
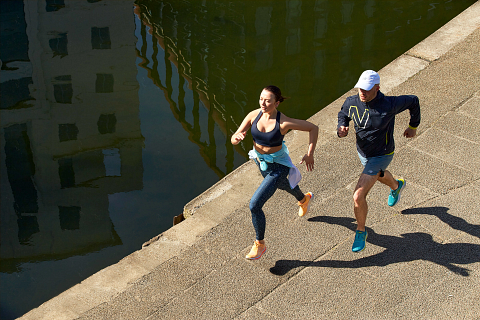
{"left": 134, "top": 3, "right": 242, "bottom": 178}
{"left": 0, "top": 0, "right": 143, "bottom": 273}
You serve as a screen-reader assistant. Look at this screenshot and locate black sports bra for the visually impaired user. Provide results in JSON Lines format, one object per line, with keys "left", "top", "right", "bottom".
{"left": 251, "top": 110, "right": 284, "bottom": 147}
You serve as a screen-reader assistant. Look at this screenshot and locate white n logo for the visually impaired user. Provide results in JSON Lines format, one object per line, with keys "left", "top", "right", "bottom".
{"left": 349, "top": 106, "right": 369, "bottom": 129}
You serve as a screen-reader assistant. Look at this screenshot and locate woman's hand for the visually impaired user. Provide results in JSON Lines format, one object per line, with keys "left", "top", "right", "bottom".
{"left": 300, "top": 154, "right": 314, "bottom": 171}
{"left": 280, "top": 116, "right": 317, "bottom": 172}
{"left": 231, "top": 110, "right": 256, "bottom": 145}
{"left": 231, "top": 131, "right": 247, "bottom": 145}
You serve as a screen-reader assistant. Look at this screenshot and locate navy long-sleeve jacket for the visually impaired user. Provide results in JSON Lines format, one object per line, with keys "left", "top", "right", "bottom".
{"left": 337, "top": 91, "right": 421, "bottom": 158}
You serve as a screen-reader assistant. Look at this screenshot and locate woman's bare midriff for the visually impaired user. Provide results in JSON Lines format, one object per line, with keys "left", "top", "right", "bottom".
{"left": 254, "top": 142, "right": 282, "bottom": 155}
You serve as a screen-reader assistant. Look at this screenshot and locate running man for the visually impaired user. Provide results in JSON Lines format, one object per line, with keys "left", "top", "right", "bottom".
{"left": 337, "top": 70, "right": 421, "bottom": 252}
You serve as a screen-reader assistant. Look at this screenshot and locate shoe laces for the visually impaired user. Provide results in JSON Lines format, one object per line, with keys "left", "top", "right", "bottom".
{"left": 355, "top": 230, "right": 366, "bottom": 240}
{"left": 299, "top": 195, "right": 309, "bottom": 208}
{"left": 254, "top": 241, "right": 264, "bottom": 248}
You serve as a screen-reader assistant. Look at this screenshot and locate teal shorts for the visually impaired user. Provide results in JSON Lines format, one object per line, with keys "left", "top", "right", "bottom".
{"left": 357, "top": 152, "right": 394, "bottom": 176}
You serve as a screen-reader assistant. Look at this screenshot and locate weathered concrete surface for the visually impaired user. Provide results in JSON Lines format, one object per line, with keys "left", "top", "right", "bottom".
{"left": 21, "top": 2, "right": 480, "bottom": 319}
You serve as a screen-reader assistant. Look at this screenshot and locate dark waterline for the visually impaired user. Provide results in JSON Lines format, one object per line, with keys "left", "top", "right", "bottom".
{"left": 0, "top": 0, "right": 475, "bottom": 318}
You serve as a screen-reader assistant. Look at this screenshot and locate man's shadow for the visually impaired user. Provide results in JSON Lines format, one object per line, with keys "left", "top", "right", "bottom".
{"left": 402, "top": 206, "right": 480, "bottom": 239}
{"left": 270, "top": 208, "right": 480, "bottom": 276}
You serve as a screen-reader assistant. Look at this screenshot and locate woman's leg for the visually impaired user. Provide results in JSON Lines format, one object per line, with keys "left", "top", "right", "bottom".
{"left": 276, "top": 168, "right": 313, "bottom": 217}
{"left": 276, "top": 171, "right": 305, "bottom": 202}
{"left": 249, "top": 163, "right": 289, "bottom": 240}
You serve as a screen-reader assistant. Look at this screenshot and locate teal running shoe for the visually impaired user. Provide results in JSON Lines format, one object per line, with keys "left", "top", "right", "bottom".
{"left": 352, "top": 230, "right": 368, "bottom": 252}
{"left": 388, "top": 178, "right": 405, "bottom": 207}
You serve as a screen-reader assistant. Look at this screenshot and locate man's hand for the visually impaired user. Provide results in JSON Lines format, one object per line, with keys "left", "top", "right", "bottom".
{"left": 300, "top": 154, "right": 314, "bottom": 171}
{"left": 337, "top": 126, "right": 349, "bottom": 138}
{"left": 403, "top": 127, "right": 417, "bottom": 138}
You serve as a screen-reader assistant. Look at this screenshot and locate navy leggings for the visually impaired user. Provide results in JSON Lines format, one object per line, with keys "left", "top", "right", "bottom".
{"left": 250, "top": 160, "right": 305, "bottom": 240}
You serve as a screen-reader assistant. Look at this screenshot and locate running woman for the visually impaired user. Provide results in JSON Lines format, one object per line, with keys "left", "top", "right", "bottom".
{"left": 232, "top": 85, "right": 318, "bottom": 260}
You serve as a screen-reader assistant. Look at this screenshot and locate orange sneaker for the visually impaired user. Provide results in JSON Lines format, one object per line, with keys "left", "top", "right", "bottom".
{"left": 298, "top": 192, "right": 313, "bottom": 217}
{"left": 245, "top": 240, "right": 266, "bottom": 260}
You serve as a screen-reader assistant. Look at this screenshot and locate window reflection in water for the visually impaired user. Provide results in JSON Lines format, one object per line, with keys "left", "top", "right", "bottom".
{"left": 1, "top": 0, "right": 140, "bottom": 279}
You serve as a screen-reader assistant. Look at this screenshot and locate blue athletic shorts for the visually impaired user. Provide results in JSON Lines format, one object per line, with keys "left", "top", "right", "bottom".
{"left": 357, "top": 152, "right": 394, "bottom": 176}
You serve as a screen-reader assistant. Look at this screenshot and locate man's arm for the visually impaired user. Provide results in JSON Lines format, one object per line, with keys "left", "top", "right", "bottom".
{"left": 337, "top": 99, "right": 352, "bottom": 137}
{"left": 395, "top": 95, "right": 420, "bottom": 138}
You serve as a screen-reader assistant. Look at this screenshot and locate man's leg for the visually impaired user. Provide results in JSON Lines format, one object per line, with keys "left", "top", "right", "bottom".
{"left": 353, "top": 173, "right": 379, "bottom": 231}
{"left": 378, "top": 169, "right": 406, "bottom": 206}
{"left": 352, "top": 173, "right": 379, "bottom": 252}
{"left": 377, "top": 170, "right": 398, "bottom": 190}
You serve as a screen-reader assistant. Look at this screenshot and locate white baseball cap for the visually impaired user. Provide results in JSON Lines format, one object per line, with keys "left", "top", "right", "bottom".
{"left": 354, "top": 70, "right": 380, "bottom": 91}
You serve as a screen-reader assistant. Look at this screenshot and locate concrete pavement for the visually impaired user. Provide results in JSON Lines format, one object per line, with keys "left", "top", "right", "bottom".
{"left": 21, "top": 2, "right": 480, "bottom": 319}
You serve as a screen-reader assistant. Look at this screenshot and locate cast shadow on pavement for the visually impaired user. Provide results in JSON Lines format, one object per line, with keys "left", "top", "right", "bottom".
{"left": 402, "top": 206, "right": 480, "bottom": 240}
{"left": 270, "top": 208, "right": 480, "bottom": 277}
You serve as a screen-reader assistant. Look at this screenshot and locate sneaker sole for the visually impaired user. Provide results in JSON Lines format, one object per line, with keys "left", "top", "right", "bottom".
{"left": 245, "top": 247, "right": 266, "bottom": 260}
{"left": 299, "top": 192, "right": 314, "bottom": 217}
{"left": 353, "top": 245, "right": 366, "bottom": 252}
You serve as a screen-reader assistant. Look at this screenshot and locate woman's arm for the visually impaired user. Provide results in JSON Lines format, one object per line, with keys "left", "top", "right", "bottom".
{"left": 281, "top": 116, "right": 319, "bottom": 171}
{"left": 231, "top": 110, "right": 258, "bottom": 145}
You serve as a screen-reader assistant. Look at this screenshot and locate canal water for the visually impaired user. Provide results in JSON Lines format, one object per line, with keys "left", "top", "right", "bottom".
{"left": 0, "top": 0, "right": 475, "bottom": 318}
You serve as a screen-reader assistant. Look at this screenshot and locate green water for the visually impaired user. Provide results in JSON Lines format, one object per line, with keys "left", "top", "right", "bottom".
{"left": 0, "top": 0, "right": 475, "bottom": 318}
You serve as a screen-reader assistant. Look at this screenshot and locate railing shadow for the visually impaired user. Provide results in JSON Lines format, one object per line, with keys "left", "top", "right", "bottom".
{"left": 270, "top": 209, "right": 480, "bottom": 277}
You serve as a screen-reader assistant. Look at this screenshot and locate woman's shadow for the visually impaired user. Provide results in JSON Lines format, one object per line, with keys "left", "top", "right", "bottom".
{"left": 270, "top": 207, "right": 480, "bottom": 276}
